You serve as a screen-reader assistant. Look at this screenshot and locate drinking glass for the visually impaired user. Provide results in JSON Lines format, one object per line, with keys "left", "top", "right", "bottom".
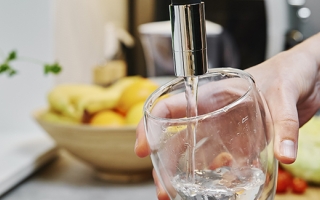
{"left": 144, "top": 68, "right": 277, "bottom": 200}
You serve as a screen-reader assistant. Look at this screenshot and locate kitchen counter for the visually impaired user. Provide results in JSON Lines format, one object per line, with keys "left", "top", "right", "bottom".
{"left": 1, "top": 149, "right": 319, "bottom": 200}
{"left": 1, "top": 150, "right": 157, "bottom": 200}
{"left": 275, "top": 188, "right": 320, "bottom": 200}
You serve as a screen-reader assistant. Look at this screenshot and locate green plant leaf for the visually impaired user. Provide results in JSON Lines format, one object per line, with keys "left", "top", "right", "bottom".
{"left": 8, "top": 69, "right": 17, "bottom": 76}
{"left": 7, "top": 50, "right": 17, "bottom": 61}
{"left": 44, "top": 62, "right": 62, "bottom": 75}
{"left": 0, "top": 50, "right": 62, "bottom": 77}
{"left": 0, "top": 64, "right": 10, "bottom": 73}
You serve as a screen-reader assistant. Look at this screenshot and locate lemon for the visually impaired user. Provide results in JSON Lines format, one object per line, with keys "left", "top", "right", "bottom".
{"left": 166, "top": 125, "right": 187, "bottom": 133}
{"left": 90, "top": 110, "right": 125, "bottom": 127}
{"left": 125, "top": 101, "right": 145, "bottom": 125}
{"left": 116, "top": 78, "right": 158, "bottom": 114}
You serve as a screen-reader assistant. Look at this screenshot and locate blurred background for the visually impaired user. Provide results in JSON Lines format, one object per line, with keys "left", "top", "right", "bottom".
{"left": 54, "top": 0, "right": 320, "bottom": 81}
{"left": 0, "top": 0, "right": 320, "bottom": 131}
{"left": 0, "top": 0, "right": 320, "bottom": 198}
{"left": 0, "top": 0, "right": 54, "bottom": 133}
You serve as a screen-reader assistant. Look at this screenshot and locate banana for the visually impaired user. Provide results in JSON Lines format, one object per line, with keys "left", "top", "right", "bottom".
{"left": 39, "top": 109, "right": 80, "bottom": 125}
{"left": 78, "top": 76, "right": 143, "bottom": 114}
{"left": 47, "top": 76, "right": 143, "bottom": 121}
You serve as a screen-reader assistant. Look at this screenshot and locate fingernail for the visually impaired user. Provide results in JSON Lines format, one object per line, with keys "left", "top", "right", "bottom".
{"left": 134, "top": 139, "right": 139, "bottom": 151}
{"left": 156, "top": 187, "right": 161, "bottom": 197}
{"left": 280, "top": 140, "right": 296, "bottom": 158}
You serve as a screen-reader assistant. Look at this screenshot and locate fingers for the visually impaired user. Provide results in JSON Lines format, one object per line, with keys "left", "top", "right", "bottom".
{"left": 135, "top": 119, "right": 151, "bottom": 158}
{"left": 246, "top": 55, "right": 302, "bottom": 164}
{"left": 135, "top": 120, "right": 170, "bottom": 199}
{"left": 271, "top": 100, "right": 299, "bottom": 164}
{"left": 153, "top": 169, "right": 170, "bottom": 200}
{"left": 256, "top": 71, "right": 300, "bottom": 164}
{"left": 261, "top": 79, "right": 299, "bottom": 164}
{"left": 209, "top": 152, "right": 233, "bottom": 170}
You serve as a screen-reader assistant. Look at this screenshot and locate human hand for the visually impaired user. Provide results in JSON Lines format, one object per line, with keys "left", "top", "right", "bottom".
{"left": 135, "top": 33, "right": 320, "bottom": 200}
{"left": 246, "top": 32, "right": 320, "bottom": 164}
{"left": 136, "top": 70, "right": 272, "bottom": 199}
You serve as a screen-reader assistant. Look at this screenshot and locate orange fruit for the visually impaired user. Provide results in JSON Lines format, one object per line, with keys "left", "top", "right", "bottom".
{"left": 90, "top": 110, "right": 125, "bottom": 127}
{"left": 116, "top": 78, "right": 158, "bottom": 114}
{"left": 125, "top": 101, "right": 145, "bottom": 125}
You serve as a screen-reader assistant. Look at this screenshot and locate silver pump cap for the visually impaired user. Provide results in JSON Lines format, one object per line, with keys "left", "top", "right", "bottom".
{"left": 169, "top": 2, "right": 208, "bottom": 77}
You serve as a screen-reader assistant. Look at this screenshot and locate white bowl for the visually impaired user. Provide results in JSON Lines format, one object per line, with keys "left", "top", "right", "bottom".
{"left": 33, "top": 109, "right": 153, "bottom": 183}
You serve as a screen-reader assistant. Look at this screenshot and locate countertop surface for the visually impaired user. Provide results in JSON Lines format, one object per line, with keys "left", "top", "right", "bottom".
{"left": 1, "top": 150, "right": 157, "bottom": 200}
{"left": 275, "top": 187, "right": 320, "bottom": 200}
{"left": 2, "top": 149, "right": 319, "bottom": 200}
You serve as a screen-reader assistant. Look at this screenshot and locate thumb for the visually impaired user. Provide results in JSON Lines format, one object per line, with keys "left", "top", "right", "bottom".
{"left": 267, "top": 88, "right": 299, "bottom": 164}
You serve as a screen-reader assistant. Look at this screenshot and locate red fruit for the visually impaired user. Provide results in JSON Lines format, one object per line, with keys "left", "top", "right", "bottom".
{"left": 291, "top": 177, "right": 307, "bottom": 194}
{"left": 276, "top": 169, "right": 292, "bottom": 193}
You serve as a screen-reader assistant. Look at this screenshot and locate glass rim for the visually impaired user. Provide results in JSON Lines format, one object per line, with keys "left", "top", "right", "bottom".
{"left": 144, "top": 67, "right": 256, "bottom": 123}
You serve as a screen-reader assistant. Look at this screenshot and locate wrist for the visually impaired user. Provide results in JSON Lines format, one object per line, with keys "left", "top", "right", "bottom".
{"left": 290, "top": 33, "right": 320, "bottom": 71}
{"left": 300, "top": 33, "right": 320, "bottom": 70}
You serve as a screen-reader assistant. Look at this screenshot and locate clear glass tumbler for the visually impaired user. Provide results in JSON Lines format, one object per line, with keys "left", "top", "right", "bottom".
{"left": 144, "top": 68, "right": 277, "bottom": 200}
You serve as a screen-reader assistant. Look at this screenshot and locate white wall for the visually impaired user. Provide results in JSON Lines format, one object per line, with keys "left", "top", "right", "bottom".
{"left": 54, "top": 0, "right": 128, "bottom": 84}
{"left": 0, "top": 0, "right": 54, "bottom": 133}
{"left": 0, "top": 0, "right": 129, "bottom": 134}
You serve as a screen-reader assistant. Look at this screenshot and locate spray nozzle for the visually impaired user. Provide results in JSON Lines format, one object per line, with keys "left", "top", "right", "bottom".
{"left": 170, "top": 0, "right": 208, "bottom": 77}
{"left": 171, "top": 0, "right": 201, "bottom": 5}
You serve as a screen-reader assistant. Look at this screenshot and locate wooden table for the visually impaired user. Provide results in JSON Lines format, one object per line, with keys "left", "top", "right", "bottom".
{"left": 275, "top": 187, "right": 320, "bottom": 200}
